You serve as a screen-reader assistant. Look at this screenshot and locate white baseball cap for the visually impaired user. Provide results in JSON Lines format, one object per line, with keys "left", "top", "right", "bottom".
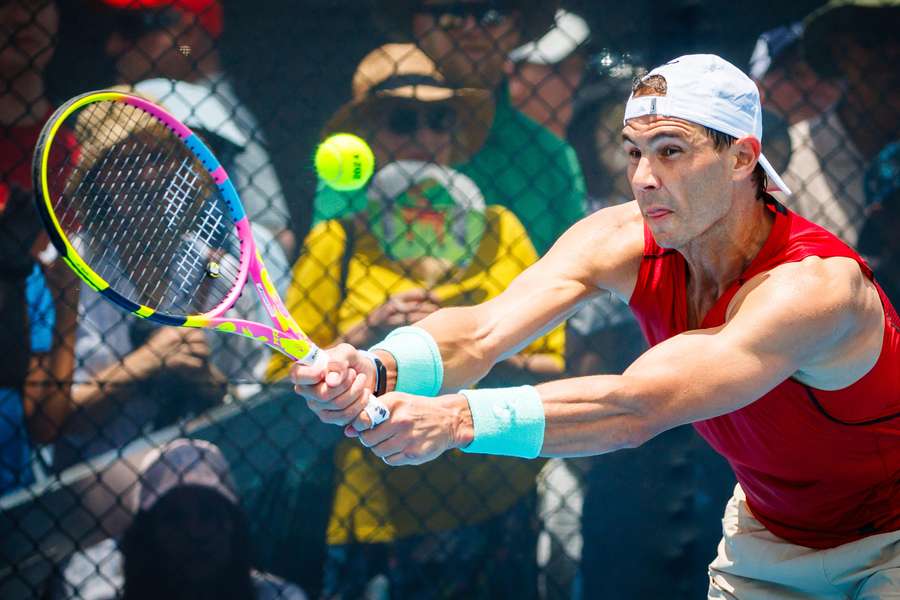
{"left": 624, "top": 54, "right": 791, "bottom": 195}
{"left": 508, "top": 10, "right": 590, "bottom": 65}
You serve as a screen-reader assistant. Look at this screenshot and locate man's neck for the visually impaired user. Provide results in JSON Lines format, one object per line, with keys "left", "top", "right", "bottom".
{"left": 0, "top": 72, "right": 50, "bottom": 126}
{"left": 679, "top": 192, "right": 775, "bottom": 300}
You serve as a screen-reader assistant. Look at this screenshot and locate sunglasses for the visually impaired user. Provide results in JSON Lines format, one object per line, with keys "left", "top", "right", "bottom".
{"left": 385, "top": 104, "right": 458, "bottom": 136}
{"left": 112, "top": 8, "right": 181, "bottom": 40}
{"left": 416, "top": 2, "right": 515, "bottom": 30}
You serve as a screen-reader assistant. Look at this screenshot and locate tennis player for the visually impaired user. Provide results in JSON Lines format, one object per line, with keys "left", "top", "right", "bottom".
{"left": 293, "top": 54, "right": 900, "bottom": 598}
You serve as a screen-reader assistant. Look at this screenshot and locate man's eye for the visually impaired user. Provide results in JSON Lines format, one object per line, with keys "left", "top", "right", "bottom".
{"left": 661, "top": 146, "right": 682, "bottom": 157}
{"left": 627, "top": 149, "right": 641, "bottom": 159}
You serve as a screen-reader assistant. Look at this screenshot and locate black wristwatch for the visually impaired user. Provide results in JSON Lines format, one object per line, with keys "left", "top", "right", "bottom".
{"left": 363, "top": 350, "right": 388, "bottom": 397}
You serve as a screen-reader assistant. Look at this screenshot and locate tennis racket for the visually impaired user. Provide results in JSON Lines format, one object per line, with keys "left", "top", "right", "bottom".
{"left": 32, "top": 89, "right": 389, "bottom": 426}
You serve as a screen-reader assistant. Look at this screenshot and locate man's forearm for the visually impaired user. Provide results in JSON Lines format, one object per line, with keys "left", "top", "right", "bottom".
{"left": 536, "top": 375, "right": 650, "bottom": 456}
{"left": 373, "top": 305, "right": 504, "bottom": 394}
{"left": 447, "top": 374, "right": 651, "bottom": 458}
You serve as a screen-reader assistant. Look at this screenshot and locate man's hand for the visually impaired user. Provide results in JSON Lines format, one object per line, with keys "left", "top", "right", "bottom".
{"left": 291, "top": 343, "right": 378, "bottom": 427}
{"left": 349, "top": 392, "right": 474, "bottom": 466}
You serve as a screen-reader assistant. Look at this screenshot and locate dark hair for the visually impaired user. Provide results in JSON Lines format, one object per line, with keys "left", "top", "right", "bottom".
{"left": 703, "top": 127, "right": 768, "bottom": 200}
{"left": 120, "top": 491, "right": 256, "bottom": 600}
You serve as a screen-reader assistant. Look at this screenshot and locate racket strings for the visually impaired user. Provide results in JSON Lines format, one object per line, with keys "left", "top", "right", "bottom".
{"left": 49, "top": 100, "right": 243, "bottom": 316}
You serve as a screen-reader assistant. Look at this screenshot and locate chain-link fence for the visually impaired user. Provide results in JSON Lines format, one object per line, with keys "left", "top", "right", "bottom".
{"left": 2, "top": 0, "right": 898, "bottom": 598}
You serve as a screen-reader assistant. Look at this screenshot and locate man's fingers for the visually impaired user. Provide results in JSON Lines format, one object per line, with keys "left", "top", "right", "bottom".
{"left": 292, "top": 356, "right": 349, "bottom": 385}
{"left": 291, "top": 362, "right": 327, "bottom": 386}
{"left": 381, "top": 452, "right": 411, "bottom": 466}
{"left": 324, "top": 357, "right": 351, "bottom": 385}
{"left": 349, "top": 408, "right": 373, "bottom": 433}
{"left": 295, "top": 368, "right": 356, "bottom": 403}
{"left": 358, "top": 420, "right": 395, "bottom": 449}
{"left": 324, "top": 372, "right": 368, "bottom": 411}
{"left": 310, "top": 397, "right": 366, "bottom": 426}
{"left": 366, "top": 434, "right": 406, "bottom": 457}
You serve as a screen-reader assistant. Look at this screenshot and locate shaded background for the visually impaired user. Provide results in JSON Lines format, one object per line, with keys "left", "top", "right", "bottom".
{"left": 48, "top": 0, "right": 825, "bottom": 246}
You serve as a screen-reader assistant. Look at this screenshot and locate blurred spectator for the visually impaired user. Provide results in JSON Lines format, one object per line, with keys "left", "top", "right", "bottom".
{"left": 316, "top": 0, "right": 586, "bottom": 256}
{"left": 859, "top": 141, "right": 900, "bottom": 304}
{"left": 507, "top": 9, "right": 590, "bottom": 139}
{"left": 778, "top": 0, "right": 900, "bottom": 246}
{"left": 54, "top": 438, "right": 308, "bottom": 600}
{"left": 99, "top": 0, "right": 295, "bottom": 255}
{"left": 567, "top": 57, "right": 638, "bottom": 212}
{"left": 0, "top": 0, "right": 81, "bottom": 494}
{"left": 269, "top": 44, "right": 564, "bottom": 598}
{"left": 749, "top": 22, "right": 842, "bottom": 126}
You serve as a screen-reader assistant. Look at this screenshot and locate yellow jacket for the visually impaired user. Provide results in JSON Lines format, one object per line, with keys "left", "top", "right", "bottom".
{"left": 268, "top": 206, "right": 564, "bottom": 544}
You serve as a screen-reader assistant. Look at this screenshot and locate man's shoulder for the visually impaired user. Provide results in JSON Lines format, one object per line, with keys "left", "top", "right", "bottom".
{"left": 548, "top": 202, "right": 644, "bottom": 299}
{"left": 731, "top": 255, "right": 879, "bottom": 340}
{"left": 751, "top": 255, "right": 871, "bottom": 305}
{"left": 580, "top": 201, "right": 644, "bottom": 241}
{"left": 734, "top": 255, "right": 886, "bottom": 390}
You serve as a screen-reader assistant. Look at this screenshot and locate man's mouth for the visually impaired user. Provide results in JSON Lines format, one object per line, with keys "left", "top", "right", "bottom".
{"left": 645, "top": 207, "right": 673, "bottom": 220}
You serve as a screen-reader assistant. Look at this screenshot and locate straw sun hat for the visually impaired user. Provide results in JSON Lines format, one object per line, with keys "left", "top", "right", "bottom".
{"left": 322, "top": 43, "right": 495, "bottom": 162}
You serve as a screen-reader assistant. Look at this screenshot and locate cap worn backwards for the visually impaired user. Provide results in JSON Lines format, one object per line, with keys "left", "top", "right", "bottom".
{"left": 748, "top": 22, "right": 804, "bottom": 80}
{"left": 624, "top": 54, "right": 792, "bottom": 195}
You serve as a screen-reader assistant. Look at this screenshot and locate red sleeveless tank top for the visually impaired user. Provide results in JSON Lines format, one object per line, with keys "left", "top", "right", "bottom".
{"left": 628, "top": 201, "right": 900, "bottom": 549}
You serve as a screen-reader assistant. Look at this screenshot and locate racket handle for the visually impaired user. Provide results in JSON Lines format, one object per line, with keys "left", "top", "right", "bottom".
{"left": 312, "top": 348, "right": 390, "bottom": 429}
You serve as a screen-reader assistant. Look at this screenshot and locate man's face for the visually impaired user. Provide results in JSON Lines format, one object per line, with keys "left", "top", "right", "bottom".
{"left": 412, "top": 0, "right": 522, "bottom": 88}
{"left": 622, "top": 115, "right": 735, "bottom": 249}
{"left": 0, "top": 0, "right": 58, "bottom": 75}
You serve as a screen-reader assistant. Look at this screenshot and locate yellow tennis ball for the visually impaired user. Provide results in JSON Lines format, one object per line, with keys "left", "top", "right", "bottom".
{"left": 314, "top": 133, "right": 375, "bottom": 191}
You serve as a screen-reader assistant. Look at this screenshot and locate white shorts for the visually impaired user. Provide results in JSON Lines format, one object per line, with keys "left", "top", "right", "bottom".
{"left": 708, "top": 484, "right": 900, "bottom": 599}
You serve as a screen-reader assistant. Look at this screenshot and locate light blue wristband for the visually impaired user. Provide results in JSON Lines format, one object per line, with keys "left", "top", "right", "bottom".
{"left": 459, "top": 386, "right": 545, "bottom": 459}
{"left": 370, "top": 326, "right": 443, "bottom": 397}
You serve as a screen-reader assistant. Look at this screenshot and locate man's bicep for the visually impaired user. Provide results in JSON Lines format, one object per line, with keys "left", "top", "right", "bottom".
{"left": 623, "top": 262, "right": 869, "bottom": 433}
{"left": 622, "top": 324, "right": 799, "bottom": 433}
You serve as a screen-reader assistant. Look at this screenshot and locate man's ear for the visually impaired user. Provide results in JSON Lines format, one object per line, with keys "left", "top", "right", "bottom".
{"left": 732, "top": 136, "right": 761, "bottom": 182}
